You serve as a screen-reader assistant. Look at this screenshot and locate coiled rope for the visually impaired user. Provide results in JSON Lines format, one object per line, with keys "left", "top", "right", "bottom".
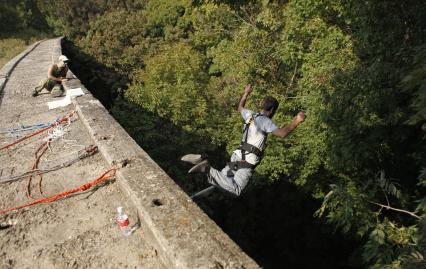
{"left": 0, "top": 168, "right": 117, "bottom": 215}
{"left": 0, "top": 145, "right": 98, "bottom": 184}
{"left": 0, "top": 111, "right": 75, "bottom": 152}
{"left": 0, "top": 119, "right": 58, "bottom": 136}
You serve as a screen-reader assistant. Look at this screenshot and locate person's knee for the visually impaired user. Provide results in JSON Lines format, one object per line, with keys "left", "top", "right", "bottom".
{"left": 51, "top": 86, "right": 64, "bottom": 97}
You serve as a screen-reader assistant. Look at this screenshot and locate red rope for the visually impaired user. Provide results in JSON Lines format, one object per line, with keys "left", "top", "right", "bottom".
{"left": 0, "top": 111, "right": 75, "bottom": 152}
{"left": 0, "top": 168, "right": 117, "bottom": 215}
{"left": 27, "top": 141, "right": 49, "bottom": 200}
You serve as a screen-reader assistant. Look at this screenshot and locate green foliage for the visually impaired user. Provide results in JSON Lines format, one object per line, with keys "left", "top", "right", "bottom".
{"left": 126, "top": 42, "right": 209, "bottom": 131}
{"left": 189, "top": 3, "right": 237, "bottom": 50}
{"left": 401, "top": 46, "right": 426, "bottom": 135}
{"left": 118, "top": 1, "right": 426, "bottom": 267}
{"left": 143, "top": 0, "right": 191, "bottom": 40}
{"left": 0, "top": 1, "right": 21, "bottom": 35}
{"left": 0, "top": 0, "right": 49, "bottom": 36}
{"left": 79, "top": 10, "right": 150, "bottom": 77}
{"left": 0, "top": 29, "right": 50, "bottom": 68}
{"left": 36, "top": 0, "right": 146, "bottom": 38}
{"left": 315, "top": 181, "right": 373, "bottom": 235}
{"left": 363, "top": 220, "right": 423, "bottom": 269}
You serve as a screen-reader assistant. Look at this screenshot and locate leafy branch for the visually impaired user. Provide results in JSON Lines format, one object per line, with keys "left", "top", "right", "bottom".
{"left": 368, "top": 200, "right": 421, "bottom": 220}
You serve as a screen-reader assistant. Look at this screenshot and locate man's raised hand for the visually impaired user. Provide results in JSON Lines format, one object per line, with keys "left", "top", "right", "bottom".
{"left": 294, "top": 112, "right": 306, "bottom": 125}
{"left": 244, "top": 84, "right": 253, "bottom": 95}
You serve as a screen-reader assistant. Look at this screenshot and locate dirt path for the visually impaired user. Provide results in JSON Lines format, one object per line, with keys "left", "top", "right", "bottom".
{"left": 0, "top": 40, "right": 165, "bottom": 269}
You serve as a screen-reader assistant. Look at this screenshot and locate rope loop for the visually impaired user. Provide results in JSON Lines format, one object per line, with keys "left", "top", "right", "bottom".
{"left": 0, "top": 111, "right": 76, "bottom": 152}
{"left": 0, "top": 168, "right": 117, "bottom": 215}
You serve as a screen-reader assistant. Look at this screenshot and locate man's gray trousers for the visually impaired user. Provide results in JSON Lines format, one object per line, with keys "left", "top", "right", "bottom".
{"left": 207, "top": 153, "right": 252, "bottom": 196}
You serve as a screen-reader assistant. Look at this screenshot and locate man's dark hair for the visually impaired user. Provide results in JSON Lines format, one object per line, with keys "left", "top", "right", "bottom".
{"left": 262, "top": 96, "right": 279, "bottom": 117}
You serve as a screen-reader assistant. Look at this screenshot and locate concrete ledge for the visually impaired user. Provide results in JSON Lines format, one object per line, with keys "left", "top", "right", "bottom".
{"left": 56, "top": 39, "right": 259, "bottom": 268}
{"left": 0, "top": 40, "right": 43, "bottom": 93}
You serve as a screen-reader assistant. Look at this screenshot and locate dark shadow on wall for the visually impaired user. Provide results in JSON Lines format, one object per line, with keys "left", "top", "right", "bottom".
{"left": 62, "top": 39, "right": 126, "bottom": 109}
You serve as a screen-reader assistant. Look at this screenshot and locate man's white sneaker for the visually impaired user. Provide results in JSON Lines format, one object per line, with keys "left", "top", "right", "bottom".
{"left": 181, "top": 154, "right": 203, "bottom": 165}
{"left": 188, "top": 160, "right": 210, "bottom": 174}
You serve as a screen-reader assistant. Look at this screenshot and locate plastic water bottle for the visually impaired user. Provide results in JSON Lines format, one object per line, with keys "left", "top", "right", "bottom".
{"left": 117, "top": 207, "right": 132, "bottom": 236}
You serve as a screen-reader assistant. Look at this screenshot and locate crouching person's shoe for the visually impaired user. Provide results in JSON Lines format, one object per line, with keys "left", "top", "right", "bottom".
{"left": 31, "top": 89, "right": 38, "bottom": 97}
{"left": 188, "top": 160, "right": 210, "bottom": 174}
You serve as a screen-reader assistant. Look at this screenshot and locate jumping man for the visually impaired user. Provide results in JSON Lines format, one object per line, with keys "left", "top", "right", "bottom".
{"left": 184, "top": 84, "right": 306, "bottom": 196}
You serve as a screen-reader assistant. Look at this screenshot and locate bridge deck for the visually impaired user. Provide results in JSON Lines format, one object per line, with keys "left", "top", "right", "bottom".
{"left": 0, "top": 39, "right": 165, "bottom": 269}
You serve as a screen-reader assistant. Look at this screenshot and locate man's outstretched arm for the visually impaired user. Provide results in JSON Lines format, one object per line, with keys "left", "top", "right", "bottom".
{"left": 237, "top": 84, "right": 253, "bottom": 112}
{"left": 272, "top": 112, "right": 306, "bottom": 138}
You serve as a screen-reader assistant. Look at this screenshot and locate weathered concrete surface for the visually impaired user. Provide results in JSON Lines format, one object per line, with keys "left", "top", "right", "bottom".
{"left": 0, "top": 39, "right": 165, "bottom": 269}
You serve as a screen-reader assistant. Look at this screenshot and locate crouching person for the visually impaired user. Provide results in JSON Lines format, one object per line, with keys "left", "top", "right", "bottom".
{"left": 32, "top": 55, "right": 69, "bottom": 97}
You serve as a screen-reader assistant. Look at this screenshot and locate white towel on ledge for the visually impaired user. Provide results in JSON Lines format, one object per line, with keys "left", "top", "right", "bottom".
{"left": 47, "top": 88, "right": 84, "bottom": 110}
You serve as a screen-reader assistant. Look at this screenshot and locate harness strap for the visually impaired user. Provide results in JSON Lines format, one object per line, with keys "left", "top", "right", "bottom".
{"left": 226, "top": 161, "right": 254, "bottom": 177}
{"left": 241, "top": 113, "right": 266, "bottom": 161}
{"left": 239, "top": 141, "right": 263, "bottom": 157}
{"left": 241, "top": 118, "right": 251, "bottom": 161}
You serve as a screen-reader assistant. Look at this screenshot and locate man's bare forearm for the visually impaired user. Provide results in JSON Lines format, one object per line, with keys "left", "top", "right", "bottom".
{"left": 238, "top": 84, "right": 252, "bottom": 112}
{"left": 238, "top": 92, "right": 249, "bottom": 112}
{"left": 272, "top": 112, "right": 306, "bottom": 138}
{"left": 277, "top": 122, "right": 298, "bottom": 138}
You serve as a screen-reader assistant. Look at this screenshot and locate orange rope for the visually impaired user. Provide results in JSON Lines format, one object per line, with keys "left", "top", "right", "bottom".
{"left": 27, "top": 141, "right": 49, "bottom": 200}
{"left": 0, "top": 111, "right": 75, "bottom": 152}
{"left": 0, "top": 168, "right": 117, "bottom": 215}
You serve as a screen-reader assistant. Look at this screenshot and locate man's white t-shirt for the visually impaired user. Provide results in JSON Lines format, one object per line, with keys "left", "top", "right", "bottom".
{"left": 233, "top": 108, "right": 278, "bottom": 165}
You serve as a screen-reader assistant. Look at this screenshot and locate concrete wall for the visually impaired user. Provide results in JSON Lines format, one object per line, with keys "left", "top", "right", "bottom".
{"left": 58, "top": 38, "right": 260, "bottom": 269}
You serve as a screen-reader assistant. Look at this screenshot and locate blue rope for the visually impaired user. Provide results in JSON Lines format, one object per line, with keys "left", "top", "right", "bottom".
{"left": 0, "top": 117, "right": 60, "bottom": 136}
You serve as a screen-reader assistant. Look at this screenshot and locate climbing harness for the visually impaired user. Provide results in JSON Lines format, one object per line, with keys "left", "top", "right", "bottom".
{"left": 225, "top": 113, "right": 269, "bottom": 177}
{"left": 226, "top": 160, "right": 255, "bottom": 177}
{"left": 239, "top": 142, "right": 263, "bottom": 158}
{"left": 239, "top": 113, "right": 267, "bottom": 161}
{"left": 0, "top": 168, "right": 117, "bottom": 215}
